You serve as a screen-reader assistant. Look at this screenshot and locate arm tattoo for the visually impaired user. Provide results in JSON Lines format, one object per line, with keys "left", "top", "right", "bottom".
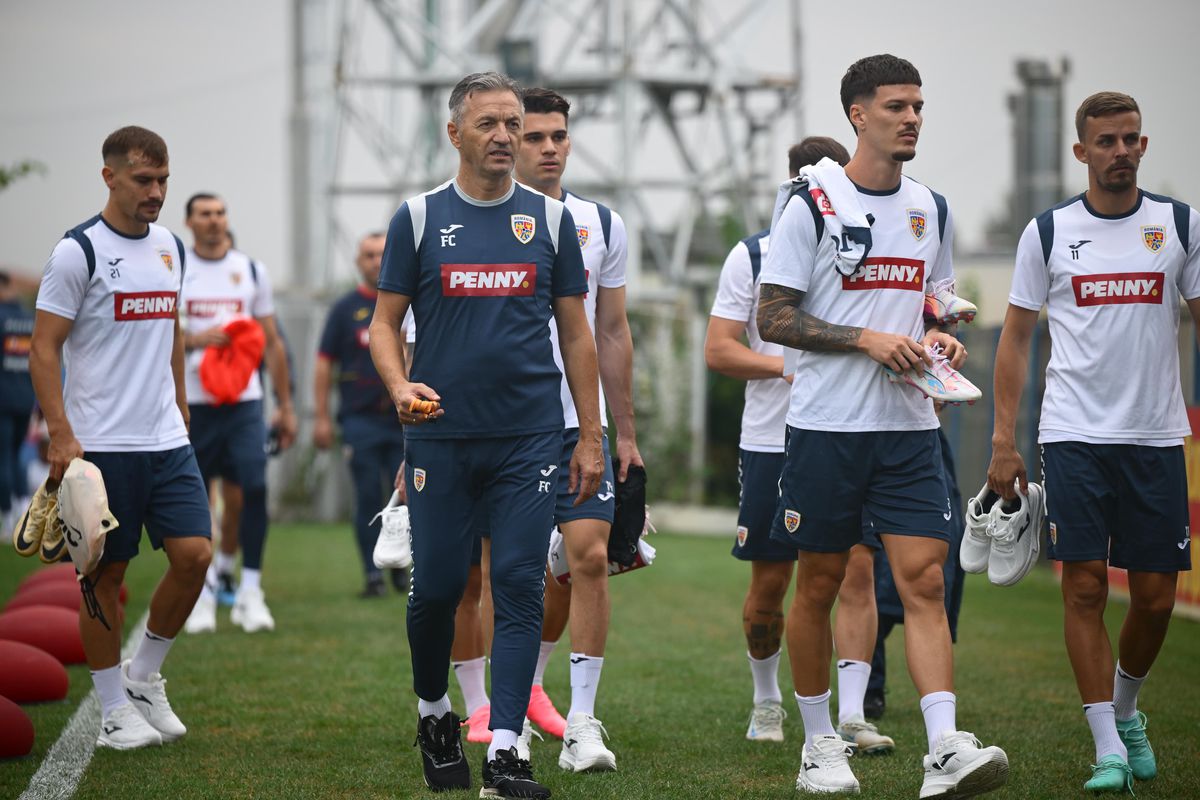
{"left": 756, "top": 283, "right": 863, "bottom": 353}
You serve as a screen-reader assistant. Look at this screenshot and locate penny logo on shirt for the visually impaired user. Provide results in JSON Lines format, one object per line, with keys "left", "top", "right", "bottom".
{"left": 841, "top": 257, "right": 925, "bottom": 291}
{"left": 1071, "top": 272, "right": 1164, "bottom": 307}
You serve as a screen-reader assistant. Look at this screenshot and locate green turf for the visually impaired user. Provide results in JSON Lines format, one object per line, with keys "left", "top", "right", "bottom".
{"left": 2, "top": 525, "right": 1198, "bottom": 799}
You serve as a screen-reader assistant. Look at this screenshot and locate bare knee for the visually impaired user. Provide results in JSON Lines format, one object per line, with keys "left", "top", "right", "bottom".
{"left": 167, "top": 537, "right": 212, "bottom": 583}
{"left": 897, "top": 561, "right": 945, "bottom": 608}
{"left": 748, "top": 563, "right": 792, "bottom": 608}
{"left": 838, "top": 550, "right": 876, "bottom": 608}
{"left": 1129, "top": 588, "right": 1175, "bottom": 618}
{"left": 1063, "top": 566, "right": 1108, "bottom": 613}
{"left": 795, "top": 557, "right": 846, "bottom": 611}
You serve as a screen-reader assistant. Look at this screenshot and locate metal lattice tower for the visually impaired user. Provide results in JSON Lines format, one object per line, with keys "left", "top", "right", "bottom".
{"left": 288, "top": 0, "right": 803, "bottom": 504}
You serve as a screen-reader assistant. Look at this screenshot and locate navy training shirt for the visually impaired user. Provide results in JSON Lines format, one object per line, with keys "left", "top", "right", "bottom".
{"left": 317, "top": 286, "right": 399, "bottom": 423}
{"left": 378, "top": 179, "right": 588, "bottom": 440}
{"left": 0, "top": 300, "right": 35, "bottom": 414}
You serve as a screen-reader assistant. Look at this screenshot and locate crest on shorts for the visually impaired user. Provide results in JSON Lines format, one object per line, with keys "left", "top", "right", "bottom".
{"left": 784, "top": 509, "right": 801, "bottom": 533}
{"left": 1049, "top": 521, "right": 1057, "bottom": 546}
{"left": 511, "top": 214, "right": 536, "bottom": 244}
{"left": 1142, "top": 225, "right": 1165, "bottom": 253}
{"left": 413, "top": 468, "right": 426, "bottom": 493}
{"left": 908, "top": 209, "right": 927, "bottom": 241}
{"left": 158, "top": 250, "right": 174, "bottom": 271}
{"left": 576, "top": 225, "right": 590, "bottom": 249}
{"left": 736, "top": 526, "right": 749, "bottom": 547}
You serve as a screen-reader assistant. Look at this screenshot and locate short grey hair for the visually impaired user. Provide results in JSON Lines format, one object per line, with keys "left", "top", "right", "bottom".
{"left": 448, "top": 71, "right": 522, "bottom": 127}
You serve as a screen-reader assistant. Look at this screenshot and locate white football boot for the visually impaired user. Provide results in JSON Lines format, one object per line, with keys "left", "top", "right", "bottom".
{"left": 796, "top": 734, "right": 860, "bottom": 794}
{"left": 97, "top": 702, "right": 163, "bottom": 750}
{"left": 184, "top": 591, "right": 217, "bottom": 634}
{"left": 960, "top": 484, "right": 1001, "bottom": 574}
{"left": 746, "top": 700, "right": 787, "bottom": 742}
{"left": 121, "top": 660, "right": 187, "bottom": 742}
{"left": 559, "top": 712, "right": 617, "bottom": 772}
{"left": 987, "top": 482, "right": 1045, "bottom": 587}
{"left": 836, "top": 716, "right": 895, "bottom": 755}
{"left": 232, "top": 586, "right": 276, "bottom": 632}
{"left": 371, "top": 490, "right": 412, "bottom": 570}
{"left": 923, "top": 278, "right": 978, "bottom": 325}
{"left": 920, "top": 731, "right": 1008, "bottom": 798}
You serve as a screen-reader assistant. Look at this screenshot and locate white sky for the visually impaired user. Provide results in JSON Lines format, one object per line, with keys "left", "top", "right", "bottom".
{"left": 2, "top": 1, "right": 1197, "bottom": 283}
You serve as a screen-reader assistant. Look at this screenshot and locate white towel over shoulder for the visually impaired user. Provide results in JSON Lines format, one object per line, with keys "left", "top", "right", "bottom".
{"left": 770, "top": 157, "right": 873, "bottom": 277}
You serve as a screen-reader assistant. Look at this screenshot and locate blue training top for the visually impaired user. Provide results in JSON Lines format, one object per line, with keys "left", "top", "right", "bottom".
{"left": 317, "top": 286, "right": 398, "bottom": 422}
{"left": 378, "top": 179, "right": 587, "bottom": 440}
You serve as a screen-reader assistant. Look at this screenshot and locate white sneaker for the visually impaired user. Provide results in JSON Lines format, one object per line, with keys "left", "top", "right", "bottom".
{"left": 517, "top": 716, "right": 542, "bottom": 762}
{"left": 96, "top": 702, "right": 163, "bottom": 750}
{"left": 987, "top": 482, "right": 1045, "bottom": 587}
{"left": 746, "top": 700, "right": 787, "bottom": 742}
{"left": 558, "top": 712, "right": 616, "bottom": 772}
{"left": 924, "top": 278, "right": 978, "bottom": 325}
{"left": 960, "top": 484, "right": 1000, "bottom": 574}
{"left": 920, "top": 731, "right": 1008, "bottom": 798}
{"left": 837, "top": 716, "right": 894, "bottom": 755}
{"left": 121, "top": 660, "right": 186, "bottom": 742}
{"left": 796, "top": 734, "right": 860, "bottom": 794}
{"left": 184, "top": 592, "right": 217, "bottom": 634}
{"left": 884, "top": 344, "right": 981, "bottom": 405}
{"left": 232, "top": 586, "right": 275, "bottom": 632}
{"left": 371, "top": 490, "right": 412, "bottom": 569}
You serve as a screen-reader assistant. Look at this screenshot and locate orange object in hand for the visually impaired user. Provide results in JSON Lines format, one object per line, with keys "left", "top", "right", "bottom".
{"left": 409, "top": 398, "right": 440, "bottom": 415}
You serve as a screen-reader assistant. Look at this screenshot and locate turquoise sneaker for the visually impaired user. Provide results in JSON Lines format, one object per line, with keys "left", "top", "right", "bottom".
{"left": 1116, "top": 712, "right": 1156, "bottom": 781}
{"left": 1084, "top": 754, "right": 1134, "bottom": 794}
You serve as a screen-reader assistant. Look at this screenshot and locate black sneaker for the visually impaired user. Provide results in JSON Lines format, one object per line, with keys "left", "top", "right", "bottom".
{"left": 863, "top": 688, "right": 885, "bottom": 721}
{"left": 359, "top": 577, "right": 388, "bottom": 599}
{"left": 481, "top": 746, "right": 550, "bottom": 799}
{"left": 390, "top": 567, "right": 411, "bottom": 593}
{"left": 414, "top": 712, "right": 470, "bottom": 791}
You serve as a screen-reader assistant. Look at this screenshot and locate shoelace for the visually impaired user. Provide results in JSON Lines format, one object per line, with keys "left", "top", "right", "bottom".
{"left": 1090, "top": 759, "right": 1135, "bottom": 796}
{"left": 810, "top": 736, "right": 856, "bottom": 765}
{"left": 753, "top": 704, "right": 787, "bottom": 727}
{"left": 839, "top": 719, "right": 879, "bottom": 735}
{"left": 414, "top": 719, "right": 463, "bottom": 765}
{"left": 493, "top": 750, "right": 537, "bottom": 781}
{"left": 1121, "top": 712, "right": 1151, "bottom": 747}
{"left": 570, "top": 717, "right": 609, "bottom": 746}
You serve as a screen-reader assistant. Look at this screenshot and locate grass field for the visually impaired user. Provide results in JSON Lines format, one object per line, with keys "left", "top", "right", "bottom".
{"left": 2, "top": 524, "right": 1199, "bottom": 799}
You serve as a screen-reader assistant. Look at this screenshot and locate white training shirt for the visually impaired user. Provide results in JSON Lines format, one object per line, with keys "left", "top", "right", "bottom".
{"left": 549, "top": 190, "right": 628, "bottom": 430}
{"left": 710, "top": 230, "right": 789, "bottom": 452}
{"left": 1009, "top": 191, "right": 1200, "bottom": 445}
{"left": 760, "top": 175, "right": 954, "bottom": 432}
{"left": 35, "top": 215, "right": 189, "bottom": 451}
{"left": 180, "top": 248, "right": 275, "bottom": 405}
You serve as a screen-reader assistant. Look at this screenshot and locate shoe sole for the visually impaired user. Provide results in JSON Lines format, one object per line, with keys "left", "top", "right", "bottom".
{"left": 558, "top": 752, "right": 617, "bottom": 773}
{"left": 796, "top": 775, "right": 860, "bottom": 794}
{"left": 96, "top": 733, "right": 163, "bottom": 750}
{"left": 923, "top": 752, "right": 1009, "bottom": 799}
{"left": 857, "top": 741, "right": 894, "bottom": 756}
{"left": 480, "top": 789, "right": 549, "bottom": 800}
{"left": 746, "top": 731, "right": 785, "bottom": 742}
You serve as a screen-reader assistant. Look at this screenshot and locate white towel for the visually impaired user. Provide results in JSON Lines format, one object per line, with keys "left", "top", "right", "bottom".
{"left": 770, "top": 157, "right": 873, "bottom": 277}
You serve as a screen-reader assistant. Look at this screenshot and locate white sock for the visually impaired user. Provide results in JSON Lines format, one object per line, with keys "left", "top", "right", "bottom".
{"left": 533, "top": 640, "right": 557, "bottom": 686}
{"left": 91, "top": 665, "right": 128, "bottom": 718}
{"left": 919, "top": 691, "right": 957, "bottom": 754}
{"left": 567, "top": 653, "right": 604, "bottom": 719}
{"left": 836, "top": 659, "right": 871, "bottom": 724}
{"left": 417, "top": 693, "right": 452, "bottom": 719}
{"left": 1085, "top": 702, "right": 1128, "bottom": 761}
{"left": 214, "top": 550, "right": 236, "bottom": 576}
{"left": 128, "top": 629, "right": 174, "bottom": 682}
{"left": 748, "top": 650, "right": 783, "bottom": 705}
{"left": 240, "top": 568, "right": 262, "bottom": 594}
{"left": 795, "top": 690, "right": 836, "bottom": 745}
{"left": 1113, "top": 662, "right": 1146, "bottom": 722}
{"left": 488, "top": 729, "right": 519, "bottom": 760}
{"left": 451, "top": 656, "right": 489, "bottom": 716}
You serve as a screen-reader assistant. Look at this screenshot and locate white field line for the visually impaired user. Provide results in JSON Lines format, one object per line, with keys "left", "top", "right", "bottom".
{"left": 19, "top": 611, "right": 149, "bottom": 800}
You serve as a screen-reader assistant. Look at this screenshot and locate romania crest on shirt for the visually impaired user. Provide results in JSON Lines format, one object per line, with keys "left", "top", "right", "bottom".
{"left": 1142, "top": 225, "right": 1165, "bottom": 253}
{"left": 576, "top": 225, "right": 590, "bottom": 249}
{"left": 908, "top": 209, "right": 927, "bottom": 241}
{"left": 159, "top": 250, "right": 174, "bottom": 271}
{"left": 784, "top": 509, "right": 801, "bottom": 533}
{"left": 511, "top": 214, "right": 536, "bottom": 244}
{"left": 413, "top": 468, "right": 426, "bottom": 492}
